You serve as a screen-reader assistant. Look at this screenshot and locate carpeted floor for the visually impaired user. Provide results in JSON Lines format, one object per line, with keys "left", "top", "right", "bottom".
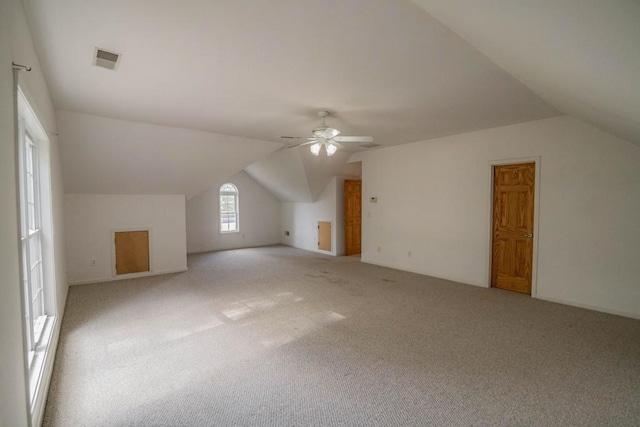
{"left": 43, "top": 245, "right": 640, "bottom": 426}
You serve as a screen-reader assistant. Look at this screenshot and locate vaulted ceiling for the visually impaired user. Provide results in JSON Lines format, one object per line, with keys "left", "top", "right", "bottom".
{"left": 412, "top": 0, "right": 640, "bottom": 146}
{"left": 22, "top": 0, "right": 638, "bottom": 201}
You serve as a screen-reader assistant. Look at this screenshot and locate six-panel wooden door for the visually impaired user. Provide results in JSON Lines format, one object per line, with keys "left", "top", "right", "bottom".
{"left": 344, "top": 180, "right": 362, "bottom": 256}
{"left": 491, "top": 163, "right": 535, "bottom": 294}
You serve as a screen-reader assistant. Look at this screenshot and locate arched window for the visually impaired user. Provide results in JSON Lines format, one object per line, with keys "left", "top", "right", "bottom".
{"left": 219, "top": 183, "right": 239, "bottom": 233}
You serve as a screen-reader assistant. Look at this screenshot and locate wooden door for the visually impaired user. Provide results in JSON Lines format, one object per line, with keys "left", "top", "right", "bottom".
{"left": 318, "top": 221, "right": 331, "bottom": 252}
{"left": 344, "top": 180, "right": 362, "bottom": 256}
{"left": 491, "top": 163, "right": 535, "bottom": 294}
{"left": 115, "top": 230, "right": 150, "bottom": 275}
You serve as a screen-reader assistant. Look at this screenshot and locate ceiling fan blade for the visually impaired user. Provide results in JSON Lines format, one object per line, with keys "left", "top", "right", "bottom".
{"left": 287, "top": 139, "right": 318, "bottom": 149}
{"left": 313, "top": 127, "right": 341, "bottom": 139}
{"left": 281, "top": 136, "right": 315, "bottom": 140}
{"left": 333, "top": 136, "right": 374, "bottom": 143}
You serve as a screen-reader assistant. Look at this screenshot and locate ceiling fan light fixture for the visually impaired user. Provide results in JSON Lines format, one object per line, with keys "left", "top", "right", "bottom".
{"left": 283, "top": 111, "right": 374, "bottom": 156}
{"left": 310, "top": 142, "right": 321, "bottom": 156}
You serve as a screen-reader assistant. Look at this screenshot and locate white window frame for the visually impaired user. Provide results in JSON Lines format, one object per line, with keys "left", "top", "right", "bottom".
{"left": 19, "top": 126, "right": 46, "bottom": 360}
{"left": 219, "top": 183, "right": 239, "bottom": 233}
{"left": 16, "top": 87, "right": 57, "bottom": 414}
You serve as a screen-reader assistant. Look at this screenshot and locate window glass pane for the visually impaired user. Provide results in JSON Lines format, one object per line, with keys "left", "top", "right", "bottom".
{"left": 22, "top": 241, "right": 31, "bottom": 340}
{"left": 220, "top": 183, "right": 237, "bottom": 193}
{"left": 30, "top": 265, "right": 43, "bottom": 320}
{"left": 28, "top": 202, "right": 36, "bottom": 231}
{"left": 27, "top": 173, "right": 34, "bottom": 205}
{"left": 220, "top": 184, "right": 238, "bottom": 232}
{"left": 26, "top": 141, "right": 33, "bottom": 173}
{"left": 29, "top": 233, "right": 41, "bottom": 266}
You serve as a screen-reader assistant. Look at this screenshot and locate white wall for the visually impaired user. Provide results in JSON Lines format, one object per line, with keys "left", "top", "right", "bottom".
{"left": 65, "top": 195, "right": 187, "bottom": 285}
{"left": 281, "top": 176, "right": 358, "bottom": 256}
{"left": 186, "top": 171, "right": 281, "bottom": 253}
{"left": 0, "top": 1, "right": 67, "bottom": 425}
{"left": 352, "top": 115, "right": 640, "bottom": 319}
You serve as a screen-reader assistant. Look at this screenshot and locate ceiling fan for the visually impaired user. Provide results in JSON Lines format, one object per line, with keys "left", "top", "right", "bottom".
{"left": 282, "top": 111, "right": 374, "bottom": 156}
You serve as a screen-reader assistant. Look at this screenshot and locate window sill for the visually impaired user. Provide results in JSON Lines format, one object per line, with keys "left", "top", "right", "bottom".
{"left": 29, "top": 315, "right": 55, "bottom": 409}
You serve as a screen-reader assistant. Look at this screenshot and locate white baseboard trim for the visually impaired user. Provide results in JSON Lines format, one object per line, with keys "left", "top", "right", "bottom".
{"left": 535, "top": 295, "right": 640, "bottom": 320}
{"left": 187, "top": 243, "right": 282, "bottom": 255}
{"left": 361, "top": 258, "right": 639, "bottom": 320}
{"left": 359, "top": 258, "right": 487, "bottom": 288}
{"left": 69, "top": 268, "right": 188, "bottom": 286}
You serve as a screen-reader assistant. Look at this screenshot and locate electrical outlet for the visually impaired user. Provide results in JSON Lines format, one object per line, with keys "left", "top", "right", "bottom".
{"left": 285, "top": 230, "right": 290, "bottom": 236}
{"left": 377, "top": 246, "right": 381, "bottom": 253}
{"left": 408, "top": 251, "right": 412, "bottom": 258}
{"left": 90, "top": 259, "right": 96, "bottom": 267}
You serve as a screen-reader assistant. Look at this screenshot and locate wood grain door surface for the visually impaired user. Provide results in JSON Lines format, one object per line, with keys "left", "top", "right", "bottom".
{"left": 115, "top": 230, "right": 150, "bottom": 275}
{"left": 491, "top": 163, "right": 535, "bottom": 294}
{"left": 318, "top": 221, "right": 331, "bottom": 252}
{"left": 344, "top": 180, "right": 362, "bottom": 256}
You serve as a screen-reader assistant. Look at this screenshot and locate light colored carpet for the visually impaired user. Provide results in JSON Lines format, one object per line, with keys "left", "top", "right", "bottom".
{"left": 43, "top": 245, "right": 640, "bottom": 426}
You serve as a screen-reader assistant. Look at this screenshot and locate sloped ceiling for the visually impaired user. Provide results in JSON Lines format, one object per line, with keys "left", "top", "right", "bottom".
{"left": 58, "top": 110, "right": 280, "bottom": 197}
{"left": 22, "top": 0, "right": 562, "bottom": 199}
{"left": 244, "top": 149, "right": 312, "bottom": 202}
{"left": 24, "top": 0, "right": 557, "bottom": 146}
{"left": 245, "top": 148, "right": 360, "bottom": 202}
{"left": 412, "top": 0, "right": 640, "bottom": 146}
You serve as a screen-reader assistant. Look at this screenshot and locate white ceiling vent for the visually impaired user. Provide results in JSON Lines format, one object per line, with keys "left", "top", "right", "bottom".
{"left": 93, "top": 48, "right": 121, "bottom": 70}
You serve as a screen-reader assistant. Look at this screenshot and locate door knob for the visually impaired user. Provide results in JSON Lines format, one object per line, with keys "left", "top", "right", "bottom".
{"left": 523, "top": 233, "right": 533, "bottom": 238}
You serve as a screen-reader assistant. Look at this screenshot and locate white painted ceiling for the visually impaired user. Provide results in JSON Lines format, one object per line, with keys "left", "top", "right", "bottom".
{"left": 245, "top": 148, "right": 361, "bottom": 202}
{"left": 412, "top": 0, "right": 640, "bottom": 146}
{"left": 24, "top": 1, "right": 638, "bottom": 199}
{"left": 58, "top": 110, "right": 281, "bottom": 197}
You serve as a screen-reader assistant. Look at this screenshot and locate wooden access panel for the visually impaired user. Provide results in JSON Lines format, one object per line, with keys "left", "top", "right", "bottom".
{"left": 344, "top": 180, "right": 362, "bottom": 256}
{"left": 491, "top": 163, "right": 535, "bottom": 294}
{"left": 115, "top": 230, "right": 150, "bottom": 275}
{"left": 318, "top": 221, "right": 331, "bottom": 252}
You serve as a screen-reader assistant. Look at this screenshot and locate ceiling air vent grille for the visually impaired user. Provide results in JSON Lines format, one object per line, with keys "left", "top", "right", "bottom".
{"left": 94, "top": 48, "right": 121, "bottom": 70}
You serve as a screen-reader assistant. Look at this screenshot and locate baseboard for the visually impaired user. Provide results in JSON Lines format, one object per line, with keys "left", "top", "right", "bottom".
{"left": 361, "top": 258, "right": 639, "bottom": 320}
{"left": 187, "top": 243, "right": 282, "bottom": 255}
{"left": 69, "top": 268, "right": 188, "bottom": 286}
{"left": 535, "top": 295, "right": 640, "bottom": 320}
{"left": 359, "top": 258, "right": 487, "bottom": 288}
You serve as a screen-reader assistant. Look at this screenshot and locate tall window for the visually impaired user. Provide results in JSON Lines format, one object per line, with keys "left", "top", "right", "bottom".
{"left": 17, "top": 88, "right": 56, "bottom": 408}
{"left": 20, "top": 130, "right": 45, "bottom": 356}
{"left": 220, "top": 183, "right": 239, "bottom": 233}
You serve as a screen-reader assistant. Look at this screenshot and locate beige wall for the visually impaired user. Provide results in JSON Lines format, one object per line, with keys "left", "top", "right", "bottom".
{"left": 353, "top": 116, "right": 640, "bottom": 318}
{"left": 65, "top": 194, "right": 187, "bottom": 285}
{"left": 186, "top": 171, "right": 281, "bottom": 253}
{"left": 281, "top": 176, "right": 357, "bottom": 257}
{"left": 0, "top": 0, "right": 67, "bottom": 425}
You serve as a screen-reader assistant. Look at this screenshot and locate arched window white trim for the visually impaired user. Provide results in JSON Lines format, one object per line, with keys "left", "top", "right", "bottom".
{"left": 219, "top": 183, "right": 239, "bottom": 233}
